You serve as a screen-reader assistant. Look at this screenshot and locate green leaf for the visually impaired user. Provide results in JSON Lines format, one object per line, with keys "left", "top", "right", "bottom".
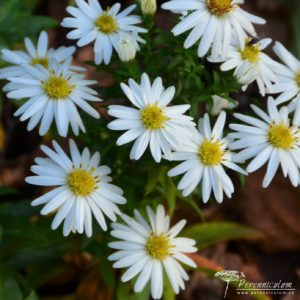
{"left": 145, "top": 167, "right": 162, "bottom": 195}
{"left": 163, "top": 274, "right": 175, "bottom": 300}
{"left": 162, "top": 176, "right": 176, "bottom": 217}
{"left": 0, "top": 187, "right": 18, "bottom": 197}
{"left": 0, "top": 225, "right": 2, "bottom": 242}
{"left": 25, "top": 291, "right": 39, "bottom": 300}
{"left": 0, "top": 268, "right": 22, "bottom": 300}
{"left": 183, "top": 222, "right": 263, "bottom": 249}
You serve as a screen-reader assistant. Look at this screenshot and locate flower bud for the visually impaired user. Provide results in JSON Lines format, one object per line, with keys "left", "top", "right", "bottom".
{"left": 140, "top": 0, "right": 157, "bottom": 16}
{"left": 117, "top": 33, "right": 139, "bottom": 62}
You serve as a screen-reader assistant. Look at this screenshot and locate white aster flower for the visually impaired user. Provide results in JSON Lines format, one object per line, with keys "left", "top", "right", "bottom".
{"left": 162, "top": 0, "right": 265, "bottom": 58}
{"left": 116, "top": 32, "right": 143, "bottom": 62}
{"left": 61, "top": 0, "right": 147, "bottom": 65}
{"left": 108, "top": 205, "right": 197, "bottom": 299}
{"left": 269, "top": 42, "right": 300, "bottom": 110}
{"left": 107, "top": 73, "right": 196, "bottom": 163}
{"left": 26, "top": 139, "right": 126, "bottom": 237}
{"left": 210, "top": 95, "right": 237, "bottom": 116}
{"left": 5, "top": 59, "right": 101, "bottom": 137}
{"left": 168, "top": 112, "right": 247, "bottom": 203}
{"left": 210, "top": 38, "right": 277, "bottom": 96}
{"left": 0, "top": 31, "right": 76, "bottom": 79}
{"left": 229, "top": 98, "right": 300, "bottom": 187}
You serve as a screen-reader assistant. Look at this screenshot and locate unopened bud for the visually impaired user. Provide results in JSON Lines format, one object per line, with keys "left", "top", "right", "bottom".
{"left": 140, "top": 0, "right": 157, "bottom": 16}
{"left": 117, "top": 33, "right": 139, "bottom": 62}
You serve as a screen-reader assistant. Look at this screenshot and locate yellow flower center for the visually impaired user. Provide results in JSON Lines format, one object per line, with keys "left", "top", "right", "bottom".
{"left": 295, "top": 72, "right": 300, "bottom": 87}
{"left": 140, "top": 105, "right": 168, "bottom": 130}
{"left": 240, "top": 43, "right": 261, "bottom": 63}
{"left": 31, "top": 57, "right": 49, "bottom": 68}
{"left": 198, "top": 139, "right": 223, "bottom": 166}
{"left": 268, "top": 123, "right": 295, "bottom": 149}
{"left": 67, "top": 169, "right": 97, "bottom": 197}
{"left": 145, "top": 233, "right": 171, "bottom": 260}
{"left": 95, "top": 14, "right": 118, "bottom": 34}
{"left": 43, "top": 75, "right": 74, "bottom": 100}
{"left": 206, "top": 0, "right": 234, "bottom": 16}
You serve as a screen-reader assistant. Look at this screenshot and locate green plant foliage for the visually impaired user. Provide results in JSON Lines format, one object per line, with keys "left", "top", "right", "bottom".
{"left": 0, "top": 0, "right": 57, "bottom": 62}
{"left": 183, "top": 222, "right": 264, "bottom": 249}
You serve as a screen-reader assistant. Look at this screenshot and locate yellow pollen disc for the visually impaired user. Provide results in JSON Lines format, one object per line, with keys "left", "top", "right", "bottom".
{"left": 145, "top": 233, "right": 171, "bottom": 260}
{"left": 140, "top": 105, "right": 168, "bottom": 130}
{"left": 268, "top": 124, "right": 295, "bottom": 149}
{"left": 241, "top": 43, "right": 261, "bottom": 63}
{"left": 31, "top": 57, "right": 49, "bottom": 68}
{"left": 199, "top": 139, "right": 223, "bottom": 166}
{"left": 43, "top": 75, "right": 74, "bottom": 100}
{"left": 67, "top": 169, "right": 97, "bottom": 196}
{"left": 95, "top": 14, "right": 118, "bottom": 34}
{"left": 206, "top": 0, "right": 234, "bottom": 16}
{"left": 295, "top": 72, "right": 300, "bottom": 87}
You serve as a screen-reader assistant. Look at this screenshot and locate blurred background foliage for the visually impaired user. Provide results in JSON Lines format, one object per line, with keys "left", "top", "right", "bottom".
{"left": 0, "top": 0, "right": 300, "bottom": 299}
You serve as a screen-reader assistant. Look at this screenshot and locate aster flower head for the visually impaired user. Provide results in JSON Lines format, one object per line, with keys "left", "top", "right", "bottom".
{"left": 108, "top": 205, "right": 197, "bottom": 299}
{"left": 107, "top": 73, "right": 196, "bottom": 163}
{"left": 5, "top": 59, "right": 101, "bottom": 137}
{"left": 61, "top": 0, "right": 147, "bottom": 65}
{"left": 229, "top": 97, "right": 300, "bottom": 187}
{"left": 168, "top": 112, "right": 247, "bottom": 203}
{"left": 269, "top": 42, "right": 300, "bottom": 111}
{"left": 0, "top": 31, "right": 76, "bottom": 79}
{"left": 210, "top": 38, "right": 278, "bottom": 96}
{"left": 162, "top": 0, "right": 265, "bottom": 58}
{"left": 26, "top": 139, "right": 126, "bottom": 237}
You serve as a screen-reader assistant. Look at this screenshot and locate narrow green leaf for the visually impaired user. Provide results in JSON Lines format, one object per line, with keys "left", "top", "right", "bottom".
{"left": 0, "top": 187, "right": 18, "bottom": 197}
{"left": 163, "top": 274, "right": 175, "bottom": 300}
{"left": 25, "top": 291, "right": 39, "bottom": 300}
{"left": 183, "top": 222, "right": 263, "bottom": 249}
{"left": 0, "top": 268, "right": 22, "bottom": 300}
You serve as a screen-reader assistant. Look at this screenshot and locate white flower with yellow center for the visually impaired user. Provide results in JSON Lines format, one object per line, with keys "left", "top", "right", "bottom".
{"left": 107, "top": 73, "right": 196, "bottom": 162}
{"left": 26, "top": 139, "right": 126, "bottom": 237}
{"left": 0, "top": 31, "right": 76, "bottom": 79}
{"left": 269, "top": 42, "right": 300, "bottom": 111}
{"left": 229, "top": 98, "right": 300, "bottom": 187}
{"left": 5, "top": 59, "right": 101, "bottom": 137}
{"left": 61, "top": 0, "right": 147, "bottom": 65}
{"left": 210, "top": 38, "right": 278, "bottom": 96}
{"left": 168, "top": 112, "right": 247, "bottom": 203}
{"left": 108, "top": 205, "right": 197, "bottom": 299}
{"left": 162, "top": 0, "right": 265, "bottom": 58}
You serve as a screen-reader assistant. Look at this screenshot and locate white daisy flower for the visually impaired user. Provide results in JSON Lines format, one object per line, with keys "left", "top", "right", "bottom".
{"left": 210, "top": 95, "right": 237, "bottom": 116}
{"left": 26, "top": 139, "right": 126, "bottom": 237}
{"left": 116, "top": 32, "right": 143, "bottom": 62}
{"left": 108, "top": 205, "right": 197, "bottom": 299}
{"left": 5, "top": 59, "right": 101, "bottom": 137}
{"left": 168, "top": 112, "right": 247, "bottom": 203}
{"left": 229, "top": 98, "right": 300, "bottom": 187}
{"left": 107, "top": 73, "right": 196, "bottom": 163}
{"left": 210, "top": 38, "right": 278, "bottom": 96}
{"left": 269, "top": 42, "right": 300, "bottom": 110}
{"left": 61, "top": 0, "right": 147, "bottom": 65}
{"left": 161, "top": 0, "right": 265, "bottom": 58}
{"left": 0, "top": 31, "right": 76, "bottom": 79}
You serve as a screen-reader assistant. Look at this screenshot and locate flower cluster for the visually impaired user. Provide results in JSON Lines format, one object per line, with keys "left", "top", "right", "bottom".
{"left": 1, "top": 0, "right": 300, "bottom": 299}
